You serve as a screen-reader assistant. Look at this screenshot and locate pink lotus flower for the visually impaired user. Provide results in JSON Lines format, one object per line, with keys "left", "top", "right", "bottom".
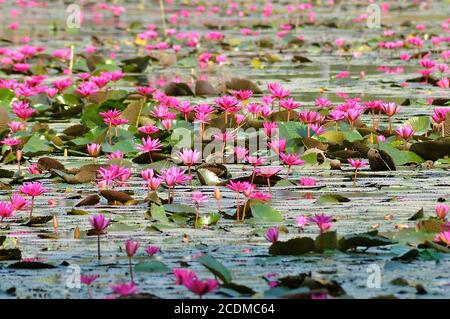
{"left": 226, "top": 181, "right": 251, "bottom": 193}
{"left": 248, "top": 192, "right": 272, "bottom": 201}
{"left": 89, "top": 214, "right": 111, "bottom": 260}
{"left": 8, "top": 121, "right": 25, "bottom": 133}
{"left": 75, "top": 81, "right": 98, "bottom": 97}
{"left": 183, "top": 276, "right": 219, "bottom": 298}
{"left": 107, "top": 150, "right": 124, "bottom": 160}
{"left": 215, "top": 95, "right": 240, "bottom": 113}
{"left": 436, "top": 204, "right": 449, "bottom": 220}
{"left": 160, "top": 167, "right": 191, "bottom": 203}
{"left": 396, "top": 124, "right": 415, "bottom": 141}
{"left": 89, "top": 214, "right": 111, "bottom": 233}
{"left": 280, "top": 153, "right": 305, "bottom": 176}
{"left": 232, "top": 89, "right": 253, "bottom": 101}
{"left": 136, "top": 137, "right": 162, "bottom": 162}
{"left": 80, "top": 274, "right": 99, "bottom": 285}
{"left": 256, "top": 167, "right": 282, "bottom": 178}
{"left": 295, "top": 215, "right": 309, "bottom": 230}
{"left": 138, "top": 125, "right": 159, "bottom": 135}
{"left": 308, "top": 213, "right": 333, "bottom": 234}
{"left": 177, "top": 148, "right": 201, "bottom": 167}
{"left": 434, "top": 231, "right": 450, "bottom": 246}
{"left": 315, "top": 98, "right": 332, "bottom": 108}
{"left": 19, "top": 182, "right": 48, "bottom": 218}
{"left": 267, "top": 83, "right": 290, "bottom": 100}
{"left": 382, "top": 102, "right": 401, "bottom": 131}
{"left": 280, "top": 98, "right": 301, "bottom": 111}
{"left": 125, "top": 240, "right": 140, "bottom": 258}
{"left": 264, "top": 227, "right": 279, "bottom": 243}
{"left": 335, "top": 71, "right": 350, "bottom": 79}
{"left": 437, "top": 78, "right": 449, "bottom": 89}
{"left": 192, "top": 191, "right": 208, "bottom": 225}
{"left": 99, "top": 109, "right": 122, "bottom": 119}
{"left": 0, "top": 202, "right": 15, "bottom": 220}
{"left": 191, "top": 192, "right": 208, "bottom": 205}
{"left": 1, "top": 137, "right": 21, "bottom": 147}
{"left": 145, "top": 245, "right": 160, "bottom": 257}
{"left": 234, "top": 146, "right": 248, "bottom": 162}
{"left": 263, "top": 122, "right": 278, "bottom": 138}
{"left": 268, "top": 138, "right": 286, "bottom": 154}
{"left": 173, "top": 268, "right": 197, "bottom": 285}
{"left": 125, "top": 239, "right": 140, "bottom": 282}
{"left": 348, "top": 158, "right": 367, "bottom": 170}
{"left": 87, "top": 143, "right": 101, "bottom": 158}
{"left": 141, "top": 169, "right": 155, "bottom": 181}
{"left": 10, "top": 194, "right": 30, "bottom": 211}
{"left": 300, "top": 177, "right": 317, "bottom": 186}
{"left": 110, "top": 282, "right": 138, "bottom": 297}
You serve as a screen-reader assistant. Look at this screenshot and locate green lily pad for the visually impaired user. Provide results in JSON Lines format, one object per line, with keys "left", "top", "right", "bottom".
{"left": 269, "top": 237, "right": 314, "bottom": 256}
{"left": 250, "top": 201, "right": 283, "bottom": 222}
{"left": 197, "top": 254, "right": 232, "bottom": 284}
{"left": 134, "top": 261, "right": 170, "bottom": 273}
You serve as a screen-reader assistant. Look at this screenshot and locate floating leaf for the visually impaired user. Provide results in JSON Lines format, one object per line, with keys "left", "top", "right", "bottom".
{"left": 269, "top": 237, "right": 314, "bottom": 256}
{"left": 197, "top": 254, "right": 232, "bottom": 284}
{"left": 378, "top": 142, "right": 424, "bottom": 165}
{"left": 315, "top": 194, "right": 350, "bottom": 204}
{"left": 164, "top": 204, "right": 196, "bottom": 215}
{"left": 149, "top": 204, "right": 169, "bottom": 223}
{"left": 408, "top": 208, "right": 424, "bottom": 221}
{"left": 100, "top": 190, "right": 133, "bottom": 204}
{"left": 314, "top": 231, "right": 338, "bottom": 253}
{"left": 250, "top": 201, "right": 283, "bottom": 222}
{"left": 8, "top": 262, "right": 55, "bottom": 269}
{"left": 197, "top": 168, "right": 221, "bottom": 186}
{"left": 338, "top": 230, "right": 396, "bottom": 251}
{"left": 135, "top": 261, "right": 169, "bottom": 273}
{"left": 23, "top": 135, "right": 52, "bottom": 155}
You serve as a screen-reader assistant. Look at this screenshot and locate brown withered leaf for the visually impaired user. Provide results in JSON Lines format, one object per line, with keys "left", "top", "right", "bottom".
{"left": 368, "top": 148, "right": 396, "bottom": 171}
{"left": 225, "top": 77, "right": 262, "bottom": 93}
{"left": 122, "top": 98, "right": 145, "bottom": 126}
{"left": 62, "top": 124, "right": 90, "bottom": 137}
{"left": 100, "top": 190, "right": 133, "bottom": 204}
{"left": 22, "top": 216, "right": 53, "bottom": 226}
{"left": 8, "top": 261, "right": 55, "bottom": 269}
{"left": 75, "top": 194, "right": 100, "bottom": 207}
{"left": 410, "top": 138, "right": 450, "bottom": 161}
{"left": 444, "top": 112, "right": 450, "bottom": 137}
{"left": 195, "top": 80, "right": 217, "bottom": 96}
{"left": 0, "top": 107, "right": 8, "bottom": 132}
{"left": 38, "top": 157, "right": 66, "bottom": 172}
{"left": 302, "top": 137, "right": 328, "bottom": 151}
{"left": 164, "top": 82, "right": 194, "bottom": 96}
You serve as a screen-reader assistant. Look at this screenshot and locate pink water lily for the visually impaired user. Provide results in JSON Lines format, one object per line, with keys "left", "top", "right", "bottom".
{"left": 19, "top": 182, "right": 48, "bottom": 218}
{"left": 110, "top": 282, "right": 138, "bottom": 298}
{"left": 436, "top": 204, "right": 449, "bottom": 220}
{"left": 136, "top": 137, "right": 162, "bottom": 162}
{"left": 183, "top": 276, "right": 219, "bottom": 298}
{"left": 125, "top": 240, "right": 140, "bottom": 283}
{"left": 89, "top": 214, "right": 111, "bottom": 261}
{"left": 264, "top": 227, "right": 279, "bottom": 243}
{"left": 145, "top": 245, "right": 160, "bottom": 257}
{"left": 308, "top": 213, "right": 333, "bottom": 234}
{"left": 348, "top": 158, "right": 367, "bottom": 185}
{"left": 396, "top": 124, "right": 415, "bottom": 145}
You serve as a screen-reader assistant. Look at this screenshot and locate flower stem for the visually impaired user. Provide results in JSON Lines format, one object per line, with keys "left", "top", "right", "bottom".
{"left": 29, "top": 196, "right": 34, "bottom": 218}
{"left": 97, "top": 234, "right": 101, "bottom": 261}
{"left": 129, "top": 257, "right": 134, "bottom": 283}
